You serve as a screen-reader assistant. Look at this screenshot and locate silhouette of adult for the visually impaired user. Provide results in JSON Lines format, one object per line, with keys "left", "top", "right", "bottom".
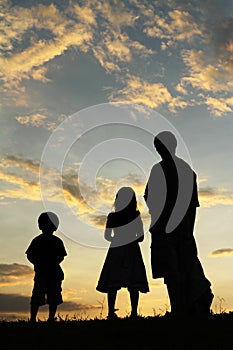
{"left": 144, "top": 131, "right": 213, "bottom": 318}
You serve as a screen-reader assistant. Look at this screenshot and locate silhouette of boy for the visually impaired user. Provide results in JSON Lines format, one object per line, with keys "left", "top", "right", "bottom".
{"left": 26, "top": 212, "right": 67, "bottom": 322}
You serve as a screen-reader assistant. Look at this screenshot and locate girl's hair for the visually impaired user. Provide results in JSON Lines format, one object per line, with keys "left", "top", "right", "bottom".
{"left": 114, "top": 187, "right": 137, "bottom": 212}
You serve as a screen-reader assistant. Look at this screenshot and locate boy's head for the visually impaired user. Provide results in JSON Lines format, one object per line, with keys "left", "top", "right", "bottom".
{"left": 38, "top": 212, "right": 59, "bottom": 234}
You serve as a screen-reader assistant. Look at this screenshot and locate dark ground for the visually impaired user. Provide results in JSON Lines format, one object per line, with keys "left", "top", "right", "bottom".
{"left": 0, "top": 312, "right": 232, "bottom": 350}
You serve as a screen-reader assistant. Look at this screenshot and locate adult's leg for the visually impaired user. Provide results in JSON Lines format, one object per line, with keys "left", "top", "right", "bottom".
{"left": 166, "top": 274, "right": 183, "bottom": 318}
{"left": 129, "top": 289, "right": 139, "bottom": 317}
{"left": 30, "top": 303, "right": 39, "bottom": 322}
{"left": 107, "top": 289, "right": 118, "bottom": 318}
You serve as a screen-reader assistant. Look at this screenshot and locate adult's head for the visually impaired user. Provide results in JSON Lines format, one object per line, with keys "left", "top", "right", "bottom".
{"left": 38, "top": 211, "right": 59, "bottom": 233}
{"left": 153, "top": 131, "right": 177, "bottom": 157}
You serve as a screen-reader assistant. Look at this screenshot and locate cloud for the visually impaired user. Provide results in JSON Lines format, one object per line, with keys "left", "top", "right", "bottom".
{"left": 203, "top": 15, "right": 233, "bottom": 75}
{"left": 0, "top": 0, "right": 144, "bottom": 94}
{"left": 15, "top": 112, "right": 62, "bottom": 131}
{"left": 0, "top": 155, "right": 149, "bottom": 229}
{"left": 110, "top": 74, "right": 189, "bottom": 111}
{"left": 145, "top": 9, "right": 202, "bottom": 43}
{"left": 1, "top": 0, "right": 232, "bottom": 117}
{"left": 0, "top": 293, "right": 101, "bottom": 313}
{"left": 96, "top": 0, "right": 138, "bottom": 29}
{"left": 92, "top": 47, "right": 121, "bottom": 73}
{"left": 204, "top": 96, "right": 233, "bottom": 117}
{"left": 16, "top": 113, "right": 47, "bottom": 127}
{"left": 0, "top": 26, "right": 92, "bottom": 84}
{"left": 1, "top": 156, "right": 232, "bottom": 230}
{"left": 0, "top": 2, "right": 95, "bottom": 102}
{"left": 104, "top": 34, "right": 131, "bottom": 62}
{"left": 199, "top": 187, "right": 233, "bottom": 207}
{"left": 209, "top": 248, "right": 233, "bottom": 257}
{"left": 92, "top": 32, "right": 154, "bottom": 75}
{"left": 0, "top": 156, "right": 88, "bottom": 209}
{"left": 72, "top": 3, "right": 97, "bottom": 26}
{"left": 58, "top": 301, "right": 101, "bottom": 312}
{"left": 180, "top": 49, "right": 233, "bottom": 93}
{"left": 0, "top": 0, "right": 153, "bottom": 102}
{"left": 0, "top": 155, "right": 40, "bottom": 175}
{"left": 0, "top": 263, "right": 33, "bottom": 287}
{"left": 90, "top": 214, "right": 107, "bottom": 228}
{"left": 0, "top": 2, "right": 34, "bottom": 52}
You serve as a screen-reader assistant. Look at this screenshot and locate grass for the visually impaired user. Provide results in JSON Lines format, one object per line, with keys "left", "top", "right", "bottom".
{"left": 0, "top": 312, "right": 232, "bottom": 350}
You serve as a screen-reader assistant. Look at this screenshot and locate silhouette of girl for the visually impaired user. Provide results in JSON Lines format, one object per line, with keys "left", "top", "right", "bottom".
{"left": 96, "top": 187, "right": 149, "bottom": 319}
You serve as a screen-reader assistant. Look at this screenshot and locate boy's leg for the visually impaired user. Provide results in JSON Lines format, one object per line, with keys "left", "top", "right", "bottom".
{"left": 47, "top": 279, "right": 62, "bottom": 322}
{"left": 129, "top": 289, "right": 139, "bottom": 317}
{"left": 30, "top": 277, "right": 44, "bottom": 322}
{"left": 48, "top": 304, "right": 57, "bottom": 322}
{"left": 107, "top": 289, "right": 117, "bottom": 317}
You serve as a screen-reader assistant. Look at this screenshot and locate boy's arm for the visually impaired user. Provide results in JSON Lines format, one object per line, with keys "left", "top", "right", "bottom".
{"left": 57, "top": 241, "right": 67, "bottom": 263}
{"left": 25, "top": 241, "right": 36, "bottom": 264}
{"left": 26, "top": 251, "right": 35, "bottom": 264}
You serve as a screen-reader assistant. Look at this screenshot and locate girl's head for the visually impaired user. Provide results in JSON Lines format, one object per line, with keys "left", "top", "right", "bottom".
{"left": 114, "top": 187, "right": 137, "bottom": 212}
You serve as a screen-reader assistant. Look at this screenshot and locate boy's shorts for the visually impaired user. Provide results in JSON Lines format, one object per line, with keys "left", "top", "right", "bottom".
{"left": 31, "top": 275, "right": 63, "bottom": 306}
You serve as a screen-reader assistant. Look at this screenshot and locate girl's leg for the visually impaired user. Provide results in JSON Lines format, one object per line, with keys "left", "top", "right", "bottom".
{"left": 107, "top": 289, "right": 117, "bottom": 317}
{"left": 129, "top": 289, "right": 139, "bottom": 317}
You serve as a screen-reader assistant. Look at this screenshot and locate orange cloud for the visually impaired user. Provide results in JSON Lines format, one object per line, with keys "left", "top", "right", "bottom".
{"left": 0, "top": 156, "right": 40, "bottom": 175}
{"left": 105, "top": 35, "right": 131, "bottom": 62}
{"left": 1, "top": 156, "right": 232, "bottom": 230}
{"left": 96, "top": 1, "right": 138, "bottom": 29}
{"left": 0, "top": 263, "right": 33, "bottom": 287}
{"left": 209, "top": 248, "right": 233, "bottom": 257}
{"left": 205, "top": 96, "right": 233, "bottom": 117}
{"left": 180, "top": 49, "right": 233, "bottom": 93}
{"left": 110, "top": 75, "right": 189, "bottom": 111}
{"left": 0, "top": 2, "right": 95, "bottom": 103}
{"left": 144, "top": 10, "right": 202, "bottom": 43}
{"left": 0, "top": 26, "right": 92, "bottom": 84}
{"left": 0, "top": 293, "right": 101, "bottom": 313}
{"left": 199, "top": 187, "right": 233, "bottom": 207}
{"left": 16, "top": 114, "right": 47, "bottom": 127}
{"left": 15, "top": 112, "right": 62, "bottom": 131}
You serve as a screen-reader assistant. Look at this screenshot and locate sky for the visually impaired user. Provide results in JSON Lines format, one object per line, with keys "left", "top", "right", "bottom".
{"left": 0, "top": 0, "right": 233, "bottom": 320}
